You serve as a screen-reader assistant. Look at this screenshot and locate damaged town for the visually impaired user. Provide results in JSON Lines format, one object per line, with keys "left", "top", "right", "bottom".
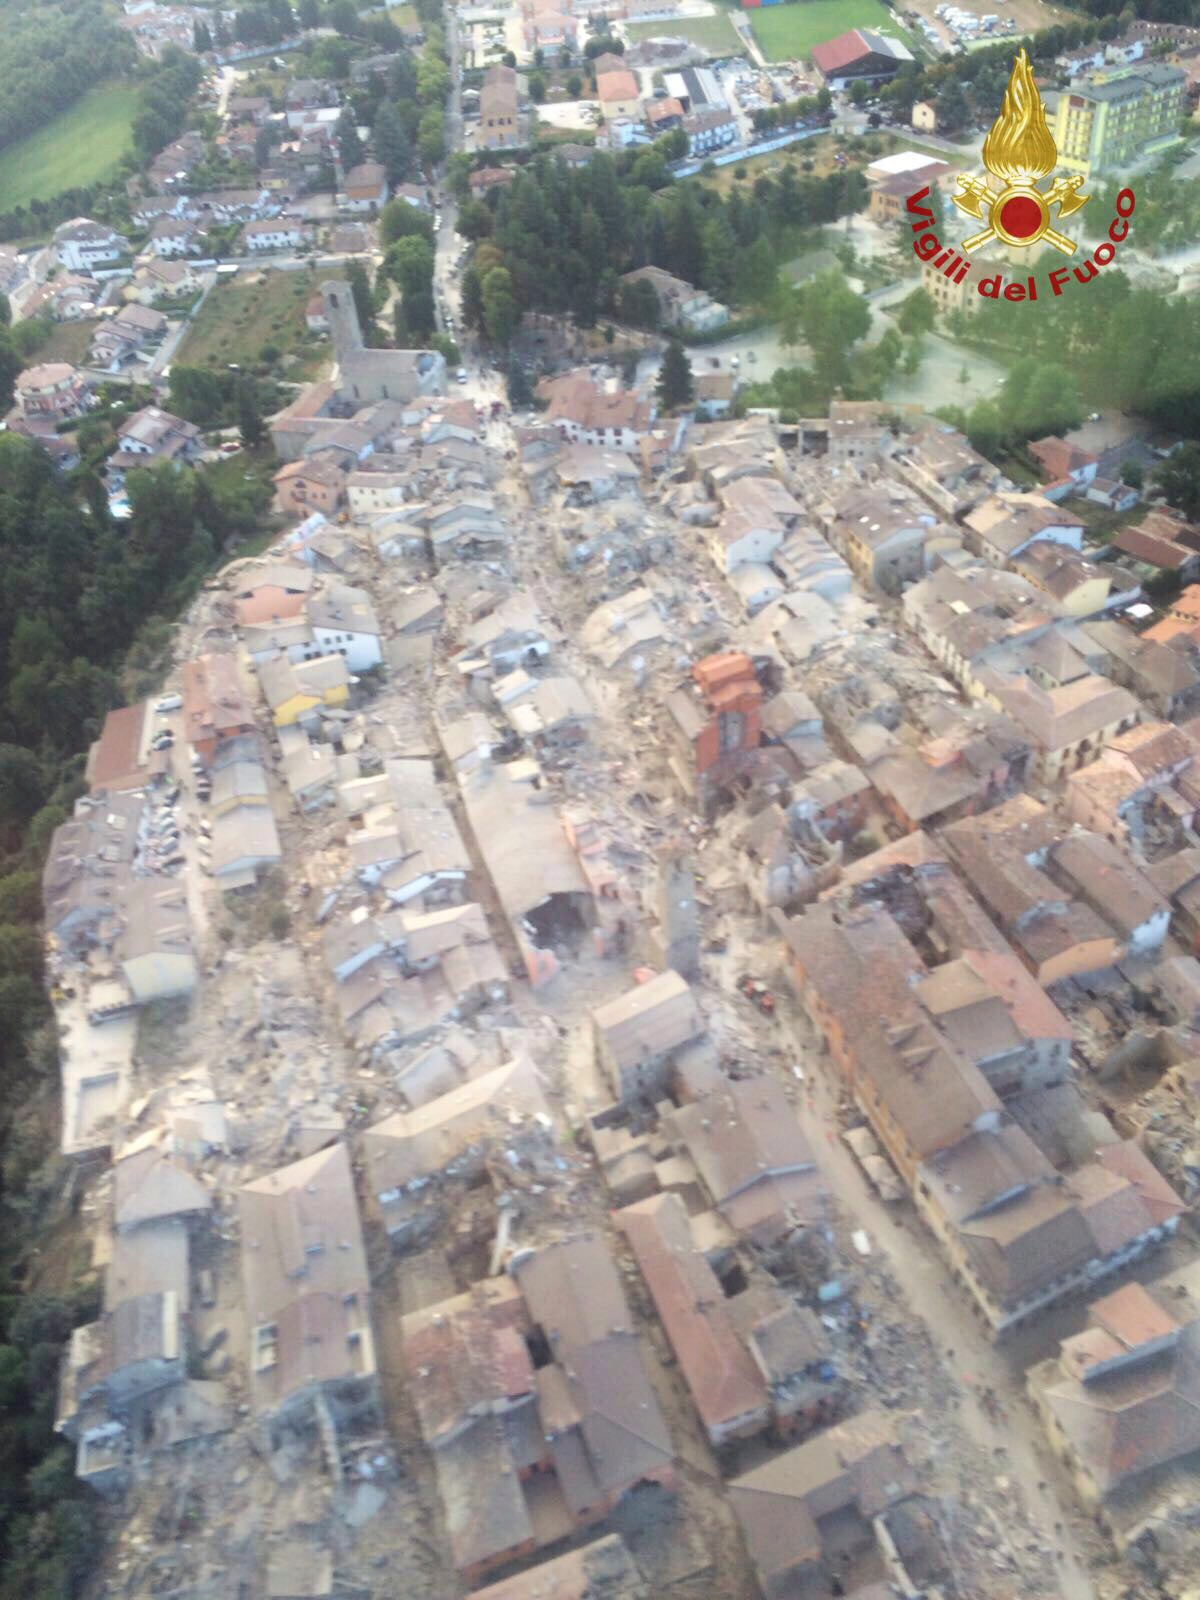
{"left": 32, "top": 258, "right": 1200, "bottom": 1600}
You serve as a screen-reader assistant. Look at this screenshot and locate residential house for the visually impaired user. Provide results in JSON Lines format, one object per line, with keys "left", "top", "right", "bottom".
{"left": 617, "top": 1190, "right": 835, "bottom": 1446}
{"left": 306, "top": 583, "right": 382, "bottom": 672}
{"left": 890, "top": 423, "right": 999, "bottom": 517}
{"left": 1029, "top": 1275, "right": 1200, "bottom": 1511}
{"left": 181, "top": 653, "right": 256, "bottom": 765}
{"left": 965, "top": 491, "right": 1085, "bottom": 567}
{"left": 273, "top": 451, "right": 349, "bottom": 517}
{"left": 14, "top": 363, "right": 92, "bottom": 421}
{"left": 91, "top": 303, "right": 168, "bottom": 372}
{"left": 666, "top": 1074, "right": 825, "bottom": 1250}
{"left": 54, "top": 217, "right": 130, "bottom": 273}
{"left": 986, "top": 671, "right": 1139, "bottom": 781}
{"left": 237, "top": 1143, "right": 376, "bottom": 1430}
{"left": 1081, "top": 619, "right": 1200, "bottom": 719}
{"left": 210, "top": 804, "right": 282, "bottom": 888}
{"left": 537, "top": 370, "right": 654, "bottom": 450}
{"left": 596, "top": 59, "right": 642, "bottom": 121}
{"left": 1012, "top": 540, "right": 1138, "bottom": 618}
{"left": 728, "top": 1411, "right": 920, "bottom": 1600}
{"left": 592, "top": 970, "right": 705, "bottom": 1103}
{"left": 240, "top": 219, "right": 311, "bottom": 252}
{"left": 112, "top": 406, "right": 202, "bottom": 470}
{"left": 128, "top": 257, "right": 202, "bottom": 303}
{"left": 619, "top": 265, "right": 729, "bottom": 332}
{"left": 43, "top": 792, "right": 143, "bottom": 952}
{"left": 339, "top": 161, "right": 388, "bottom": 212}
{"left": 257, "top": 652, "right": 350, "bottom": 727}
{"left": 232, "top": 562, "right": 314, "bottom": 628}
{"left": 400, "top": 1231, "right": 674, "bottom": 1586}
{"left": 683, "top": 106, "right": 737, "bottom": 156}
{"left": 818, "top": 483, "right": 935, "bottom": 594}
{"left": 147, "top": 216, "right": 204, "bottom": 257}
{"left": 469, "top": 165, "right": 516, "bottom": 198}
{"left": 1029, "top": 434, "right": 1100, "bottom": 499}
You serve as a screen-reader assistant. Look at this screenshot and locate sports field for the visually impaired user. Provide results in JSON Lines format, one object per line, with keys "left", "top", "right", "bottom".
{"left": 0, "top": 84, "right": 139, "bottom": 212}
{"left": 626, "top": 13, "right": 746, "bottom": 57}
{"left": 748, "top": 0, "right": 916, "bottom": 63}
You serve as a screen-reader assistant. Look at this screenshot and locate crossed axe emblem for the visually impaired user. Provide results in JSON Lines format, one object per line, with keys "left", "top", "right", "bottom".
{"left": 952, "top": 172, "right": 1090, "bottom": 255}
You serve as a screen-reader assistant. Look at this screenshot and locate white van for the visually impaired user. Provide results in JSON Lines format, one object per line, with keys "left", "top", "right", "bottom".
{"left": 155, "top": 694, "right": 183, "bottom": 713}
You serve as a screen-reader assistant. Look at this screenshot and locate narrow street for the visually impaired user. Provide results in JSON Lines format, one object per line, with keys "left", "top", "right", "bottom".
{"left": 780, "top": 1008, "right": 1102, "bottom": 1600}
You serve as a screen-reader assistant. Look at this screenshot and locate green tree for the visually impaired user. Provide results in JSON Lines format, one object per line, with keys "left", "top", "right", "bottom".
{"left": 1120, "top": 459, "right": 1145, "bottom": 489}
{"left": 237, "top": 380, "right": 265, "bottom": 449}
{"left": 896, "top": 287, "right": 935, "bottom": 337}
{"left": 508, "top": 357, "right": 533, "bottom": 408}
{"left": 529, "top": 74, "right": 547, "bottom": 104}
{"left": 373, "top": 99, "right": 411, "bottom": 184}
{"left": 849, "top": 80, "right": 869, "bottom": 107}
{"left": 0, "top": 746, "right": 46, "bottom": 829}
{"left": 299, "top": 0, "right": 320, "bottom": 25}
{"left": 656, "top": 337, "right": 693, "bottom": 410}
{"left": 785, "top": 270, "right": 870, "bottom": 396}
{"left": 192, "top": 18, "right": 213, "bottom": 51}
{"left": 387, "top": 234, "right": 435, "bottom": 299}
{"left": 336, "top": 105, "right": 365, "bottom": 170}
{"left": 418, "top": 105, "right": 445, "bottom": 166}
{"left": 481, "top": 266, "right": 519, "bottom": 346}
{"left": 1154, "top": 443, "right": 1200, "bottom": 521}
{"left": 380, "top": 199, "right": 433, "bottom": 246}
{"left": 567, "top": 73, "right": 583, "bottom": 97}
{"left": 456, "top": 199, "right": 493, "bottom": 240}
{"left": 347, "top": 260, "right": 376, "bottom": 343}
{"left": 461, "top": 264, "right": 484, "bottom": 330}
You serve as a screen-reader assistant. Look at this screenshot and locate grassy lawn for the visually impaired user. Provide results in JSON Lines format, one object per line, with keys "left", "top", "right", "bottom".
{"left": 387, "top": 3, "right": 417, "bottom": 25}
{"left": 626, "top": 14, "right": 746, "bottom": 57}
{"left": 177, "top": 270, "right": 331, "bottom": 383}
{"left": 0, "top": 84, "right": 139, "bottom": 211}
{"left": 26, "top": 319, "right": 100, "bottom": 367}
{"left": 748, "top": 0, "right": 916, "bottom": 63}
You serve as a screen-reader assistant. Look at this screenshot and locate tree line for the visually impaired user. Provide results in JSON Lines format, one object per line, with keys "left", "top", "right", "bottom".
{"left": 0, "top": 0, "right": 133, "bottom": 154}
{"left": 447, "top": 147, "right": 868, "bottom": 344}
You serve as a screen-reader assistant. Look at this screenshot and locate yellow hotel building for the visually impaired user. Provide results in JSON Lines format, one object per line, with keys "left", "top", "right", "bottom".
{"left": 1046, "top": 63, "right": 1186, "bottom": 178}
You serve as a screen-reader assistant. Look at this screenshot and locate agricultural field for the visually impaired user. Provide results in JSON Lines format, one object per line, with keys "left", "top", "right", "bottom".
{"left": 24, "top": 319, "right": 99, "bottom": 368}
{"left": 625, "top": 13, "right": 747, "bottom": 58}
{"left": 0, "top": 83, "right": 139, "bottom": 211}
{"left": 747, "top": 0, "right": 917, "bottom": 64}
{"left": 176, "top": 270, "right": 331, "bottom": 383}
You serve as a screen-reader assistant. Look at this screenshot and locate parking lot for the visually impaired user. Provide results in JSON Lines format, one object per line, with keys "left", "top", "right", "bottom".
{"left": 904, "top": 0, "right": 1073, "bottom": 53}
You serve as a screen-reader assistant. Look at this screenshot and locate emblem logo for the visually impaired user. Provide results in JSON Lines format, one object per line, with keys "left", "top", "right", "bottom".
{"left": 952, "top": 49, "right": 1089, "bottom": 255}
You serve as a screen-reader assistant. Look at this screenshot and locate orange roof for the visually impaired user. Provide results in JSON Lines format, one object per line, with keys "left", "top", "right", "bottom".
{"left": 1092, "top": 1281, "right": 1180, "bottom": 1349}
{"left": 596, "top": 68, "right": 639, "bottom": 102}
{"left": 1171, "top": 584, "right": 1200, "bottom": 621}
{"left": 87, "top": 703, "right": 148, "bottom": 793}
{"left": 1144, "top": 615, "right": 1200, "bottom": 645}
{"left": 235, "top": 588, "right": 307, "bottom": 627}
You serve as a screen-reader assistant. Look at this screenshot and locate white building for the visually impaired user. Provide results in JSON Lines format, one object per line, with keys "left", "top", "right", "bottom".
{"left": 306, "top": 584, "right": 383, "bottom": 673}
{"left": 54, "top": 218, "right": 130, "bottom": 273}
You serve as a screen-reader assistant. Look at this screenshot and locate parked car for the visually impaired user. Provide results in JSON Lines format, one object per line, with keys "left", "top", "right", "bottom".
{"left": 155, "top": 693, "right": 183, "bottom": 713}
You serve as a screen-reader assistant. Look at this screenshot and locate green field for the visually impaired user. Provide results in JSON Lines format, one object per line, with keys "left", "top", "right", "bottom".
{"left": 177, "top": 269, "right": 331, "bottom": 382}
{"left": 626, "top": 13, "right": 746, "bottom": 57}
{"left": 388, "top": 3, "right": 418, "bottom": 26}
{"left": 0, "top": 84, "right": 139, "bottom": 212}
{"left": 748, "top": 0, "right": 915, "bottom": 63}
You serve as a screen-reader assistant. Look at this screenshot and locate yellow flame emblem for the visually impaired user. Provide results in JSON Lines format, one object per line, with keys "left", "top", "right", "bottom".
{"left": 953, "top": 49, "right": 1089, "bottom": 254}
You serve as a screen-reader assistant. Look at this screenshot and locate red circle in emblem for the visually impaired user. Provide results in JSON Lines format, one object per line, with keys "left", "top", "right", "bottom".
{"left": 998, "top": 195, "right": 1043, "bottom": 240}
